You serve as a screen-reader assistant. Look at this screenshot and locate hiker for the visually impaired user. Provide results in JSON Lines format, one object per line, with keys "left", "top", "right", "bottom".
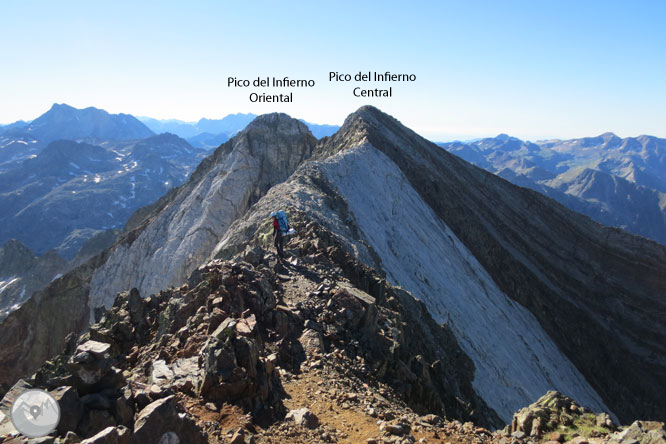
{"left": 271, "top": 211, "right": 286, "bottom": 258}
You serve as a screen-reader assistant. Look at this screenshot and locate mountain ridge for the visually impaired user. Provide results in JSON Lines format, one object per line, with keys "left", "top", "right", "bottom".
{"left": 440, "top": 132, "right": 666, "bottom": 244}
{"left": 215, "top": 107, "right": 617, "bottom": 421}
{"left": 0, "top": 107, "right": 664, "bottom": 431}
{"left": 213, "top": 106, "right": 666, "bottom": 422}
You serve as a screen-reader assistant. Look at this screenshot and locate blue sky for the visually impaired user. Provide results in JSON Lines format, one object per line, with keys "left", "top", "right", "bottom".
{"left": 1, "top": 1, "right": 665, "bottom": 140}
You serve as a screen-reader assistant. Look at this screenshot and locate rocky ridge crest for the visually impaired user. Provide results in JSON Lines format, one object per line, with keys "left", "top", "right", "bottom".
{"left": 1, "top": 217, "right": 500, "bottom": 442}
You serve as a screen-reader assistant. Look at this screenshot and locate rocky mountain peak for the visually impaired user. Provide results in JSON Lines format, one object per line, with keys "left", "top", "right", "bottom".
{"left": 313, "top": 105, "right": 417, "bottom": 160}
{"left": 243, "top": 112, "right": 311, "bottom": 136}
{"left": 577, "top": 132, "right": 621, "bottom": 148}
{"left": 343, "top": 105, "right": 402, "bottom": 132}
{"left": 35, "top": 103, "right": 105, "bottom": 126}
{"left": 599, "top": 131, "right": 618, "bottom": 140}
{"left": 47, "top": 102, "right": 76, "bottom": 113}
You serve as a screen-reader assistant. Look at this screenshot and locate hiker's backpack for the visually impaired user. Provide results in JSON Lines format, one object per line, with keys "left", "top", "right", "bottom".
{"left": 276, "top": 210, "right": 289, "bottom": 233}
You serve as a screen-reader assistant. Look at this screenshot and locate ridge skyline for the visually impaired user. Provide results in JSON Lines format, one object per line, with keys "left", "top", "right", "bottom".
{"left": 2, "top": 102, "right": 664, "bottom": 143}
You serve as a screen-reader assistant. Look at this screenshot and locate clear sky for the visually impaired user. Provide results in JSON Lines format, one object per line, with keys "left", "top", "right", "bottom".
{"left": 1, "top": 1, "right": 665, "bottom": 141}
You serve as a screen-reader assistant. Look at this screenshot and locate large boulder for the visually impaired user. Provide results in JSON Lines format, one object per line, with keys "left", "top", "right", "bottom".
{"left": 131, "top": 396, "right": 206, "bottom": 444}
{"left": 67, "top": 341, "right": 120, "bottom": 392}
{"left": 286, "top": 407, "right": 319, "bottom": 429}
{"left": 50, "top": 386, "right": 83, "bottom": 436}
{"left": 80, "top": 426, "right": 130, "bottom": 444}
{"left": 297, "top": 329, "right": 325, "bottom": 360}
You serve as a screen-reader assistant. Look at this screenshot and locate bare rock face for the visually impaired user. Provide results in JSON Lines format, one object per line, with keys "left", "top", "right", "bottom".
{"left": 87, "top": 114, "right": 316, "bottom": 319}
{"left": 340, "top": 108, "right": 666, "bottom": 424}
{"left": 0, "top": 257, "right": 98, "bottom": 391}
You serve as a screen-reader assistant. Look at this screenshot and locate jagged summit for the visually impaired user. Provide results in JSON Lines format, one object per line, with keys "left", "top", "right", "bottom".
{"left": 0, "top": 239, "right": 34, "bottom": 260}
{"left": 48, "top": 102, "right": 76, "bottom": 112}
{"left": 313, "top": 105, "right": 423, "bottom": 160}
{"left": 340, "top": 105, "right": 408, "bottom": 134}
{"left": 45, "top": 103, "right": 136, "bottom": 121}
{"left": 243, "top": 112, "right": 311, "bottom": 134}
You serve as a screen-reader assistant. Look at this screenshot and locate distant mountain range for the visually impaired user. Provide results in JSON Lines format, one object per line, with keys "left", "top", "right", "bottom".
{"left": 0, "top": 104, "right": 212, "bottom": 317}
{"left": 3, "top": 103, "right": 153, "bottom": 145}
{"left": 138, "top": 113, "right": 255, "bottom": 139}
{"left": 0, "top": 104, "right": 155, "bottom": 169}
{"left": 439, "top": 133, "right": 666, "bottom": 245}
{"left": 138, "top": 114, "right": 339, "bottom": 148}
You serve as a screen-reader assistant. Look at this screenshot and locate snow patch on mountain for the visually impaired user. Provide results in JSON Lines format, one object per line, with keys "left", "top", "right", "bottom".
{"left": 0, "top": 277, "right": 18, "bottom": 293}
{"left": 318, "top": 142, "right": 612, "bottom": 422}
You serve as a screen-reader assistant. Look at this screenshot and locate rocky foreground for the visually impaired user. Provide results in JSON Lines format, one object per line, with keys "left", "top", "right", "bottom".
{"left": 1, "top": 218, "right": 664, "bottom": 444}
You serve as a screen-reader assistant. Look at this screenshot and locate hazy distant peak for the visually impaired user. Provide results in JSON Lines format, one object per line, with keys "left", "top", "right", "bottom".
{"left": 196, "top": 112, "right": 256, "bottom": 125}
{"left": 5, "top": 103, "right": 154, "bottom": 144}
{"left": 48, "top": 102, "right": 76, "bottom": 111}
